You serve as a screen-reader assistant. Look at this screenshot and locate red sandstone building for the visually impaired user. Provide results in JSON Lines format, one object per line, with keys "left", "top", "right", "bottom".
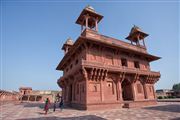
{"left": 56, "top": 6, "right": 161, "bottom": 109}
{"left": 19, "top": 87, "right": 60, "bottom": 102}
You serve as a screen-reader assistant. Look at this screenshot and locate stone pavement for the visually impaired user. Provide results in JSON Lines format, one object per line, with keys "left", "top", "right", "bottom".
{"left": 0, "top": 101, "right": 180, "bottom": 120}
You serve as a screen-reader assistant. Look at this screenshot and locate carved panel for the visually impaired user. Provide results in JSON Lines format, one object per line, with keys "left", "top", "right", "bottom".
{"left": 105, "top": 54, "right": 113, "bottom": 65}
{"left": 89, "top": 83, "right": 100, "bottom": 92}
{"left": 107, "top": 81, "right": 114, "bottom": 94}
{"left": 137, "top": 83, "right": 143, "bottom": 94}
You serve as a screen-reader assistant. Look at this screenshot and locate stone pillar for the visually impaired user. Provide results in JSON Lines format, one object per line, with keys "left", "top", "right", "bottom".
{"left": 118, "top": 81, "right": 123, "bottom": 101}
{"left": 100, "top": 80, "right": 104, "bottom": 102}
{"left": 35, "top": 96, "right": 37, "bottom": 101}
{"left": 66, "top": 86, "right": 69, "bottom": 102}
{"left": 143, "top": 39, "right": 146, "bottom": 47}
{"left": 85, "top": 15, "right": 89, "bottom": 28}
{"left": 95, "top": 18, "right": 98, "bottom": 31}
{"left": 85, "top": 79, "right": 89, "bottom": 104}
{"left": 81, "top": 25, "right": 83, "bottom": 33}
{"left": 28, "top": 96, "right": 30, "bottom": 101}
{"left": 152, "top": 85, "right": 156, "bottom": 99}
{"left": 72, "top": 83, "right": 74, "bottom": 102}
{"left": 143, "top": 83, "right": 148, "bottom": 99}
{"left": 116, "top": 81, "right": 119, "bottom": 101}
{"left": 131, "top": 82, "right": 137, "bottom": 101}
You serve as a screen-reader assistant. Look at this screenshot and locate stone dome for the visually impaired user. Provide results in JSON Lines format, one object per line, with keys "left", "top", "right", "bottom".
{"left": 130, "top": 25, "right": 142, "bottom": 35}
{"left": 85, "top": 5, "right": 95, "bottom": 12}
{"left": 65, "top": 38, "right": 73, "bottom": 45}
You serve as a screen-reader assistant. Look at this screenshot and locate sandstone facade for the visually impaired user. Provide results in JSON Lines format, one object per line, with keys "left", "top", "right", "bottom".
{"left": 56, "top": 6, "right": 160, "bottom": 110}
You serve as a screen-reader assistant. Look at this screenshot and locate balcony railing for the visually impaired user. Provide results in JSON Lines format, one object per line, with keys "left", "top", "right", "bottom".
{"left": 82, "top": 29, "right": 147, "bottom": 54}
{"left": 81, "top": 60, "right": 160, "bottom": 76}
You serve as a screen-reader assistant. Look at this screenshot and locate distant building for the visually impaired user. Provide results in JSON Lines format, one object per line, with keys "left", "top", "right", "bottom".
{"left": 156, "top": 89, "right": 180, "bottom": 98}
{"left": 156, "top": 89, "right": 174, "bottom": 97}
{"left": 19, "top": 87, "right": 61, "bottom": 102}
{"left": 0, "top": 90, "right": 19, "bottom": 101}
{"left": 56, "top": 6, "right": 161, "bottom": 110}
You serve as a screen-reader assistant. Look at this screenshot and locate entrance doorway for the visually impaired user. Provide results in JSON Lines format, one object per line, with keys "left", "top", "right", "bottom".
{"left": 121, "top": 79, "right": 133, "bottom": 101}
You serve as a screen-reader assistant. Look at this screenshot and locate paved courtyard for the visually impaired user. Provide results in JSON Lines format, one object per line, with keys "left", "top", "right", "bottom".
{"left": 0, "top": 101, "right": 180, "bottom": 120}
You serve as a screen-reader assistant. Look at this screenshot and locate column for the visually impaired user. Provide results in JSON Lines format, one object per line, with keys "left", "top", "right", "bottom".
{"left": 28, "top": 96, "right": 30, "bottom": 101}
{"left": 143, "top": 39, "right": 146, "bottom": 47}
{"left": 152, "top": 86, "right": 156, "bottom": 99}
{"left": 35, "top": 96, "right": 37, "bottom": 101}
{"left": 116, "top": 81, "right": 119, "bottom": 101}
{"left": 143, "top": 83, "right": 148, "bottom": 99}
{"left": 81, "top": 25, "right": 83, "bottom": 33}
{"left": 100, "top": 80, "right": 104, "bottom": 102}
{"left": 95, "top": 18, "right": 98, "bottom": 31}
{"left": 85, "top": 15, "right": 89, "bottom": 28}
{"left": 85, "top": 79, "right": 89, "bottom": 104}
{"left": 66, "top": 86, "right": 69, "bottom": 102}
{"left": 72, "top": 83, "right": 74, "bottom": 102}
{"left": 118, "top": 81, "right": 123, "bottom": 101}
{"left": 131, "top": 82, "right": 137, "bottom": 101}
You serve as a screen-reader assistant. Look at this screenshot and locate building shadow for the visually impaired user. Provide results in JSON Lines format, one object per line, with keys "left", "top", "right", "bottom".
{"left": 144, "top": 104, "right": 180, "bottom": 113}
{"left": 21, "top": 102, "right": 80, "bottom": 111}
{"left": 170, "top": 118, "right": 180, "bottom": 120}
{"left": 22, "top": 102, "right": 45, "bottom": 109}
{"left": 170, "top": 117, "right": 180, "bottom": 120}
{"left": 17, "top": 115, "right": 107, "bottom": 120}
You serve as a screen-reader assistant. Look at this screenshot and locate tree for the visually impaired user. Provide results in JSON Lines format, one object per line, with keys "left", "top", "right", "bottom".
{"left": 172, "top": 83, "right": 180, "bottom": 91}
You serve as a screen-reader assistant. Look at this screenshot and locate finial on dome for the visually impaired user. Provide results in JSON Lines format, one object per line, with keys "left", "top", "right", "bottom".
{"left": 85, "top": 5, "right": 95, "bottom": 12}
{"left": 65, "top": 37, "right": 74, "bottom": 45}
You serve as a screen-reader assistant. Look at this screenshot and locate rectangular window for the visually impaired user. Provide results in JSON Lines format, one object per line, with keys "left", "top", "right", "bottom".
{"left": 121, "top": 58, "right": 128, "bottom": 67}
{"left": 134, "top": 61, "right": 140, "bottom": 68}
{"left": 106, "top": 55, "right": 113, "bottom": 65}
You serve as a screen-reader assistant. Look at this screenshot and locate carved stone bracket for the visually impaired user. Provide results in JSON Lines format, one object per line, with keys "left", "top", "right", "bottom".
{"left": 87, "top": 67, "right": 108, "bottom": 81}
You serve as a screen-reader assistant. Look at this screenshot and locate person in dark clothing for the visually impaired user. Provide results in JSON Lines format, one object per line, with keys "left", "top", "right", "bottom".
{"left": 59, "top": 98, "right": 64, "bottom": 111}
{"left": 53, "top": 100, "right": 56, "bottom": 112}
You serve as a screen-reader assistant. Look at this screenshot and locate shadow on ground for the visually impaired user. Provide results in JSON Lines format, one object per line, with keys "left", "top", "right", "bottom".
{"left": 22, "top": 102, "right": 45, "bottom": 109}
{"left": 144, "top": 104, "right": 180, "bottom": 113}
{"left": 170, "top": 118, "right": 180, "bottom": 120}
{"left": 17, "top": 115, "right": 107, "bottom": 120}
{"left": 21, "top": 102, "right": 82, "bottom": 110}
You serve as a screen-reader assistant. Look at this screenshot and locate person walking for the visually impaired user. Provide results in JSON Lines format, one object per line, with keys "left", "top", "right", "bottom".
{"left": 44, "top": 98, "right": 50, "bottom": 115}
{"left": 59, "top": 97, "right": 64, "bottom": 111}
{"left": 53, "top": 100, "right": 56, "bottom": 112}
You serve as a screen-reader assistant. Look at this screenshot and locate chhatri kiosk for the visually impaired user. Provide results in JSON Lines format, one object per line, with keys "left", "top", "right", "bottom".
{"left": 56, "top": 6, "right": 161, "bottom": 110}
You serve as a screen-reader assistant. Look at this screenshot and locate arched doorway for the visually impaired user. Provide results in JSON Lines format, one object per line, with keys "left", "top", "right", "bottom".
{"left": 22, "top": 95, "right": 28, "bottom": 101}
{"left": 121, "top": 79, "right": 133, "bottom": 101}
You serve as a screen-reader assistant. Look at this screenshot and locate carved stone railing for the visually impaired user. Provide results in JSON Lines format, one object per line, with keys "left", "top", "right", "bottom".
{"left": 81, "top": 28, "right": 147, "bottom": 54}
{"left": 81, "top": 60, "right": 160, "bottom": 77}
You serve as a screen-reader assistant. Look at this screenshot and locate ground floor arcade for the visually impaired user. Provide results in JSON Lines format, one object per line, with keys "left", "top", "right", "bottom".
{"left": 58, "top": 68, "right": 160, "bottom": 110}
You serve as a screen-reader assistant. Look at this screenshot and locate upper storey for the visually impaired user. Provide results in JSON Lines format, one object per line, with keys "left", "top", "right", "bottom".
{"left": 57, "top": 6, "right": 160, "bottom": 72}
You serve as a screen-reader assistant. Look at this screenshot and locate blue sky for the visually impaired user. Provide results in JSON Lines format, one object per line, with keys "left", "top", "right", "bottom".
{"left": 0, "top": 0, "right": 179, "bottom": 91}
